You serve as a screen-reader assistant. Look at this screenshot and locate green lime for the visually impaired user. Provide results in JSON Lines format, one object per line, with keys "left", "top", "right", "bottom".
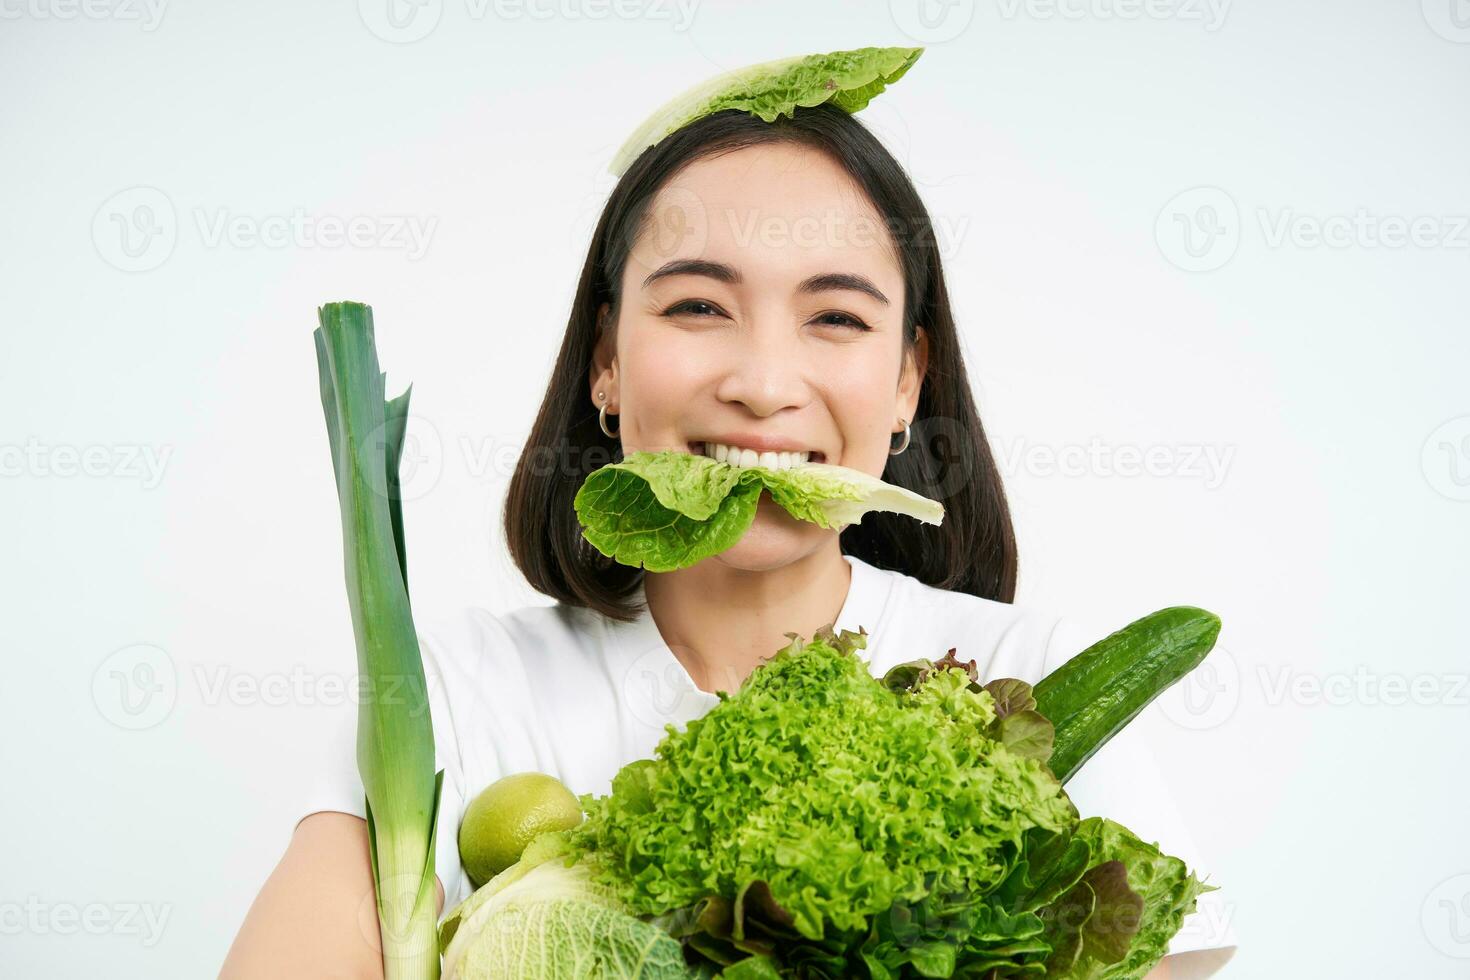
{"left": 457, "top": 772, "right": 583, "bottom": 887}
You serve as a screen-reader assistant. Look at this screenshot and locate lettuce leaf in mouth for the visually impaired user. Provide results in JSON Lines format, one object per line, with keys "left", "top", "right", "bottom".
{"left": 609, "top": 46, "right": 925, "bottom": 176}
{"left": 572, "top": 450, "right": 944, "bottom": 572}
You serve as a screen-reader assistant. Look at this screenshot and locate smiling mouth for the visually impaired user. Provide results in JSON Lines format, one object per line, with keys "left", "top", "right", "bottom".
{"left": 687, "top": 441, "right": 827, "bottom": 468}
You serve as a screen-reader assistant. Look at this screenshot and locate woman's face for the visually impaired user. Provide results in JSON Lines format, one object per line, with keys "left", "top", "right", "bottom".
{"left": 590, "top": 142, "right": 928, "bottom": 571}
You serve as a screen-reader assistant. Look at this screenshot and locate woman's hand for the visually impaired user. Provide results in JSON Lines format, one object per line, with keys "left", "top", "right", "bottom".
{"left": 1144, "top": 957, "right": 1173, "bottom": 978}
{"left": 1143, "top": 948, "right": 1240, "bottom": 979}
{"left": 218, "top": 811, "right": 444, "bottom": 979}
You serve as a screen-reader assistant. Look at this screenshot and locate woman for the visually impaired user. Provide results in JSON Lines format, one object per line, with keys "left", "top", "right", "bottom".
{"left": 221, "top": 101, "right": 1236, "bottom": 978}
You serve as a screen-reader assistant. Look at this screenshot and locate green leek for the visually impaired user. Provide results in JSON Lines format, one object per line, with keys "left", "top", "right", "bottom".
{"left": 314, "top": 301, "right": 444, "bottom": 979}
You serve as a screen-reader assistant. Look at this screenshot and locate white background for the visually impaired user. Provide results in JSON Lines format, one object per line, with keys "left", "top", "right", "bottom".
{"left": 3, "top": 1, "right": 1468, "bottom": 976}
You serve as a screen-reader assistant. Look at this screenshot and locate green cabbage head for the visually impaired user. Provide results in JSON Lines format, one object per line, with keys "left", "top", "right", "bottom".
{"left": 440, "top": 834, "right": 699, "bottom": 980}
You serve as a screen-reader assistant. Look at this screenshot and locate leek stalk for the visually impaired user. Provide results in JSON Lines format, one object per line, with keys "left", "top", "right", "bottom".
{"left": 314, "top": 301, "right": 444, "bottom": 979}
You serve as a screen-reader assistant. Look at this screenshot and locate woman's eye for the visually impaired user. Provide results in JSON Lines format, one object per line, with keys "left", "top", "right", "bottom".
{"left": 661, "top": 302, "right": 869, "bottom": 331}
{"left": 663, "top": 300, "right": 724, "bottom": 318}
{"left": 812, "top": 311, "right": 871, "bottom": 330}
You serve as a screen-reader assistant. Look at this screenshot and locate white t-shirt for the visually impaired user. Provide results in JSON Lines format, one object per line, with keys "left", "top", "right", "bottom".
{"left": 300, "top": 553, "right": 1237, "bottom": 972}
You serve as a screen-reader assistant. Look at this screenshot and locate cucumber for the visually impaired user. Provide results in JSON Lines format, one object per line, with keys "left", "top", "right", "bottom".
{"left": 1034, "top": 606, "right": 1221, "bottom": 784}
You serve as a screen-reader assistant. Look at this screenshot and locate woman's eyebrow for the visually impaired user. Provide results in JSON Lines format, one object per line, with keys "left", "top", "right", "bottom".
{"left": 642, "top": 258, "right": 739, "bottom": 288}
{"left": 797, "top": 271, "right": 890, "bottom": 306}
{"left": 642, "top": 260, "right": 890, "bottom": 306}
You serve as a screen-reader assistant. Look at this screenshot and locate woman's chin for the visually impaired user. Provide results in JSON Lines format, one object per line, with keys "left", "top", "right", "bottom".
{"left": 711, "top": 497, "right": 827, "bottom": 570}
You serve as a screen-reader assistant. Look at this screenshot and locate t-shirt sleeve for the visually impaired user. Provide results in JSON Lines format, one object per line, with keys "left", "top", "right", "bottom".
{"left": 1043, "top": 616, "right": 1239, "bottom": 976}
{"left": 295, "top": 605, "right": 539, "bottom": 916}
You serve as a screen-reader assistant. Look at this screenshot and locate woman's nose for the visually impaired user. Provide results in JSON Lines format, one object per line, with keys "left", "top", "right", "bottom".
{"left": 712, "top": 324, "right": 813, "bottom": 417}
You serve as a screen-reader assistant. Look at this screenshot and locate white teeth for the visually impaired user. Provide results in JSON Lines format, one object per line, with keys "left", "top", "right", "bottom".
{"left": 699, "top": 442, "right": 811, "bottom": 470}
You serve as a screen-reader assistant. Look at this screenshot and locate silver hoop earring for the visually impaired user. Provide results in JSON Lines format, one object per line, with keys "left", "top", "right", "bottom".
{"left": 597, "top": 391, "right": 619, "bottom": 438}
{"left": 889, "top": 417, "right": 910, "bottom": 456}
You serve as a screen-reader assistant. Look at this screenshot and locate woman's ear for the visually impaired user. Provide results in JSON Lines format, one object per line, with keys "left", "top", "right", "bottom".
{"left": 589, "top": 302, "right": 617, "bottom": 405}
{"left": 898, "top": 325, "right": 929, "bottom": 420}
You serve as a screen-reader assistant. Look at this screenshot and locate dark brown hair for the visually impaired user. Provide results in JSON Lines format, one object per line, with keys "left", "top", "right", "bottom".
{"left": 503, "top": 102, "right": 1017, "bottom": 623}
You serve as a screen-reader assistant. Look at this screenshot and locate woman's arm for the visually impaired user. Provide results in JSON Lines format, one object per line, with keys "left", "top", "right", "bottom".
{"left": 218, "top": 811, "right": 444, "bottom": 979}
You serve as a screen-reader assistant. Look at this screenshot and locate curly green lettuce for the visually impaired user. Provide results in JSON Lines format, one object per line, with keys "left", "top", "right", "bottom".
{"left": 564, "top": 626, "right": 1075, "bottom": 943}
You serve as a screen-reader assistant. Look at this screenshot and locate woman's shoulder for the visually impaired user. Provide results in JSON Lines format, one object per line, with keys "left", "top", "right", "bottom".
{"left": 413, "top": 598, "right": 607, "bottom": 671}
